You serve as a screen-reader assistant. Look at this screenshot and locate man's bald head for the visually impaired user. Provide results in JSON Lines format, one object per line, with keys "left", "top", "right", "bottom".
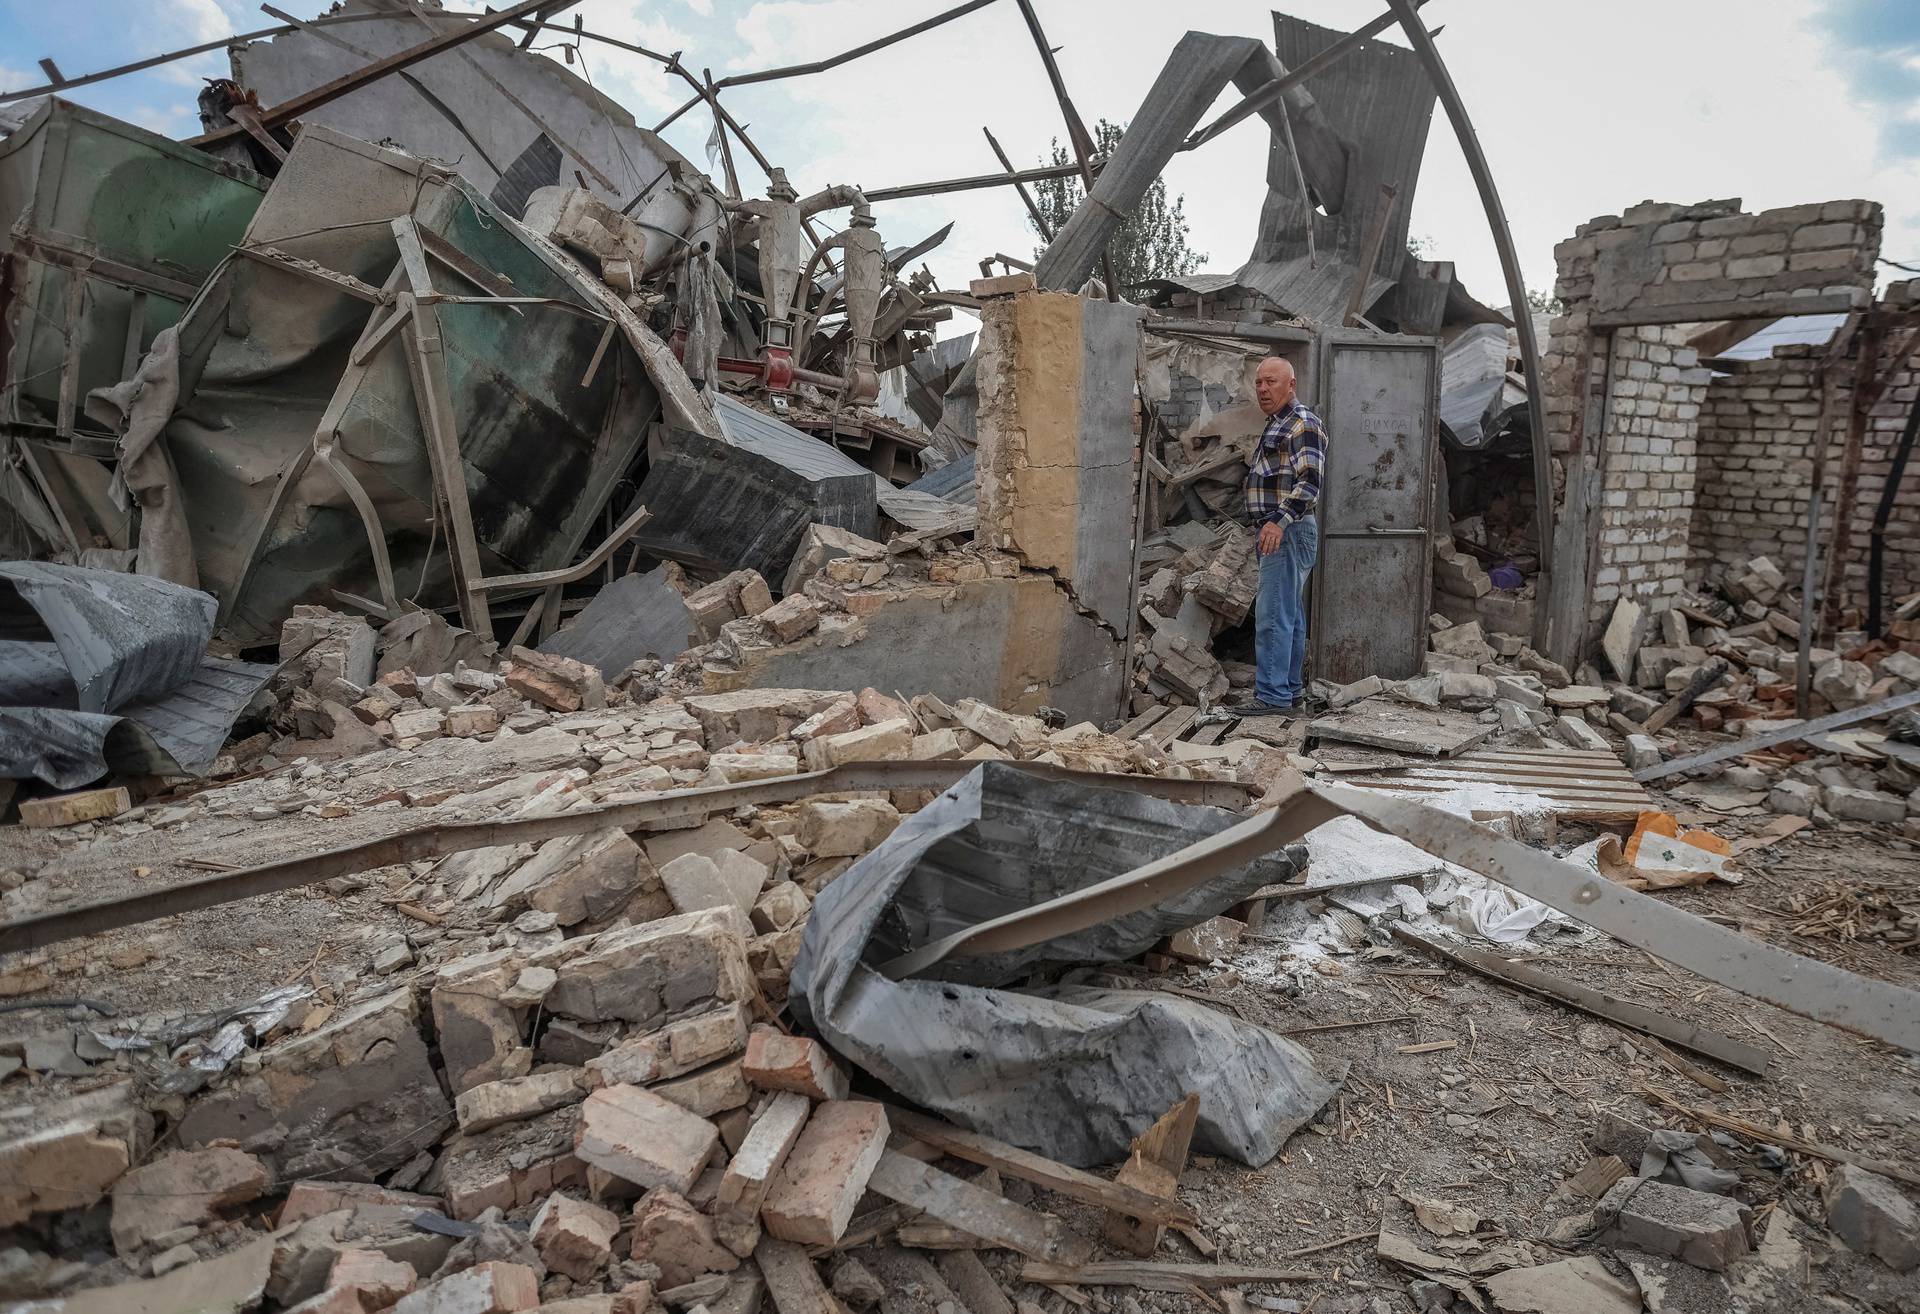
{"left": 1255, "top": 355, "right": 1296, "bottom": 416}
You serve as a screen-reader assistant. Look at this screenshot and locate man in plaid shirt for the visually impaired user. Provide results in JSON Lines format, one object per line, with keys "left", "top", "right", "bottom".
{"left": 1241, "top": 356, "right": 1325, "bottom": 712}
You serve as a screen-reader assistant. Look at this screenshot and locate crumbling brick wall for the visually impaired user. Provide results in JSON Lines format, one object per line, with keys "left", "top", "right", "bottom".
{"left": 1588, "top": 325, "right": 1714, "bottom": 613}
{"left": 1539, "top": 198, "right": 1882, "bottom": 654}
{"left": 1691, "top": 346, "right": 1823, "bottom": 578}
{"left": 1691, "top": 289, "right": 1920, "bottom": 617}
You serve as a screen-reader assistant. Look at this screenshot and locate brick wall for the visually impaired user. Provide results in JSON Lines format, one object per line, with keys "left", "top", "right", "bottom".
{"left": 1588, "top": 325, "right": 1714, "bottom": 615}
{"left": 1690, "top": 296, "right": 1920, "bottom": 620}
{"left": 1540, "top": 197, "right": 1883, "bottom": 649}
{"left": 1691, "top": 347, "right": 1822, "bottom": 578}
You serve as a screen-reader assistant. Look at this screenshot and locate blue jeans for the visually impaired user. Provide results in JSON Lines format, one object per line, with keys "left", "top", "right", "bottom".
{"left": 1255, "top": 517, "right": 1318, "bottom": 706}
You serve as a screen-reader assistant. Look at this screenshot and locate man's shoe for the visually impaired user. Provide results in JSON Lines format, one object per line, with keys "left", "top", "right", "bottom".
{"left": 1243, "top": 700, "right": 1302, "bottom": 717}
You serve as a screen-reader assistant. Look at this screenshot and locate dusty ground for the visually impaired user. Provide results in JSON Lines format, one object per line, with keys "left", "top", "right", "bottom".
{"left": 3, "top": 750, "right": 1918, "bottom": 1312}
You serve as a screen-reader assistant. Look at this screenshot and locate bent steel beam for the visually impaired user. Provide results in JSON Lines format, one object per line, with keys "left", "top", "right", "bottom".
{"left": 1383, "top": 0, "right": 1553, "bottom": 649}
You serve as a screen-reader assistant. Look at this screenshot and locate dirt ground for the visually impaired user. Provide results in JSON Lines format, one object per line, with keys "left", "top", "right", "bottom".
{"left": 3, "top": 753, "right": 1918, "bottom": 1313}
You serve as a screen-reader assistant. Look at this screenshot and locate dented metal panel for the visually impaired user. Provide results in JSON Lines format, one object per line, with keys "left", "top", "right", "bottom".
{"left": 1311, "top": 329, "right": 1439, "bottom": 683}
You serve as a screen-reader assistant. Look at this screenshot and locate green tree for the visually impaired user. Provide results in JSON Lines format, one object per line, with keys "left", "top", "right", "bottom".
{"left": 1525, "top": 287, "right": 1564, "bottom": 314}
{"left": 1029, "top": 119, "right": 1205, "bottom": 292}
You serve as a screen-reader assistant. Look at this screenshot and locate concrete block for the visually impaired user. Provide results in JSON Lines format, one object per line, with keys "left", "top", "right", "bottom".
{"left": 1493, "top": 676, "right": 1544, "bottom": 710}
{"left": 759, "top": 595, "right": 820, "bottom": 643}
{"left": 653, "top": 1057, "right": 753, "bottom": 1118}
{"left": 574, "top": 1085, "right": 719, "bottom": 1195}
{"left": 1556, "top": 715, "right": 1611, "bottom": 752}
{"left": 660, "top": 851, "right": 764, "bottom": 918}
{"left": 1769, "top": 779, "right": 1818, "bottom": 816}
{"left": 751, "top": 881, "right": 811, "bottom": 934}
{"left": 761, "top": 1102, "right": 890, "bottom": 1245}
{"left": 432, "top": 951, "right": 528, "bottom": 1093}
{"left": 439, "top": 1105, "right": 584, "bottom": 1220}
{"left": 328, "top": 1248, "right": 418, "bottom": 1308}
{"left": 1600, "top": 1178, "right": 1751, "bottom": 1271}
{"left": 684, "top": 688, "right": 847, "bottom": 744}
{"left": 719, "top": 1091, "right": 812, "bottom": 1224}
{"left": 177, "top": 990, "right": 448, "bottom": 1181}
{"left": 1825, "top": 1164, "right": 1920, "bottom": 1271}
{"left": 110, "top": 1147, "right": 267, "bottom": 1257}
{"left": 743, "top": 1028, "right": 850, "bottom": 1100}
{"left": 495, "top": 828, "right": 660, "bottom": 928}
{"left": 542, "top": 906, "right": 753, "bottom": 1028}
{"left": 1624, "top": 735, "right": 1662, "bottom": 770}
{"left": 1824, "top": 785, "right": 1905, "bottom": 824}
{"left": 446, "top": 705, "right": 501, "bottom": 737}
{"left": 801, "top": 718, "right": 914, "bottom": 769}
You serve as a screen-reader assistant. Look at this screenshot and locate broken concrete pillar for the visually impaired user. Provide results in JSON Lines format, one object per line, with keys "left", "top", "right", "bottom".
{"left": 974, "top": 287, "right": 1144, "bottom": 633}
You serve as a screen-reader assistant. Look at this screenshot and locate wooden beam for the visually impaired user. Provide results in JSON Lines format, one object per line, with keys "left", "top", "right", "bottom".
{"left": 1102, "top": 1094, "right": 1197, "bottom": 1256}
{"left": 884, "top": 1109, "right": 1194, "bottom": 1226}
{"left": 866, "top": 1150, "right": 1094, "bottom": 1265}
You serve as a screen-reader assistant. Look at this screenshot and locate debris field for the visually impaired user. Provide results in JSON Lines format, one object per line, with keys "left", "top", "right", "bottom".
{"left": 1, "top": 4, "right": 1919, "bottom": 1314}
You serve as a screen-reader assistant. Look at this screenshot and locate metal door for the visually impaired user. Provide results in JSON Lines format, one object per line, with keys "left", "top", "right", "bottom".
{"left": 1310, "top": 329, "right": 1440, "bottom": 683}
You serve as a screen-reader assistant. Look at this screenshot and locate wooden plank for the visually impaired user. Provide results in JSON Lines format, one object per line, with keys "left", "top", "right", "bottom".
{"left": 756, "top": 1237, "right": 836, "bottom": 1314}
{"left": 1019, "top": 1261, "right": 1315, "bottom": 1291}
{"left": 1117, "top": 705, "right": 1170, "bottom": 740}
{"left": 1186, "top": 720, "right": 1231, "bottom": 747}
{"left": 1146, "top": 706, "right": 1198, "bottom": 748}
{"left": 21, "top": 786, "right": 130, "bottom": 829}
{"left": 1103, "top": 1094, "right": 1197, "bottom": 1257}
{"left": 1390, "top": 925, "right": 1769, "bottom": 1075}
{"left": 897, "top": 1165, "right": 1000, "bottom": 1249}
{"left": 934, "top": 1251, "right": 1016, "bottom": 1314}
{"left": 885, "top": 1109, "right": 1192, "bottom": 1226}
{"left": 866, "top": 1150, "right": 1092, "bottom": 1265}
{"left": 1644, "top": 659, "right": 1729, "bottom": 734}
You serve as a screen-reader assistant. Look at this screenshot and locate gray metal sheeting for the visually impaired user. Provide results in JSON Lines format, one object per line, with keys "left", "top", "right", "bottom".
{"left": 790, "top": 763, "right": 1342, "bottom": 1167}
{"left": 0, "top": 563, "right": 273, "bottom": 787}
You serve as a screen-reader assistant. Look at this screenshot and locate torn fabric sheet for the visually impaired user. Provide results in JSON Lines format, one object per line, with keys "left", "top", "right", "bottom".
{"left": 790, "top": 762, "right": 1343, "bottom": 1167}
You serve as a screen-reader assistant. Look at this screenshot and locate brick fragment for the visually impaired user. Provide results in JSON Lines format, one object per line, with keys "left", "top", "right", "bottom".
{"left": 390, "top": 1261, "right": 540, "bottom": 1314}
{"left": 760, "top": 1101, "right": 889, "bottom": 1245}
{"left": 743, "top": 1028, "right": 850, "bottom": 1101}
{"left": 574, "top": 1084, "right": 719, "bottom": 1194}
{"left": 531, "top": 1193, "right": 621, "bottom": 1281}
{"left": 629, "top": 1189, "right": 741, "bottom": 1288}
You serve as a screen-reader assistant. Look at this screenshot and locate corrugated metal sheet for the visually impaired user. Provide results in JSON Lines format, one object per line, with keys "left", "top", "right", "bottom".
{"left": 1243, "top": 13, "right": 1436, "bottom": 324}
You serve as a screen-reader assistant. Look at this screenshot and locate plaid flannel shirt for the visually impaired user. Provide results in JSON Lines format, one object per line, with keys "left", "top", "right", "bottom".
{"left": 1243, "top": 400, "right": 1327, "bottom": 528}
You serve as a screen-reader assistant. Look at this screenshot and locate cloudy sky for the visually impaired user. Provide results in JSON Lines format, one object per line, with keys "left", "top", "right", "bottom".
{"left": 4, "top": 0, "right": 1918, "bottom": 314}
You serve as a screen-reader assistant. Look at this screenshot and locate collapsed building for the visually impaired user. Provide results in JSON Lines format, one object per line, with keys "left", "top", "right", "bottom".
{"left": 2, "top": 4, "right": 1920, "bottom": 1314}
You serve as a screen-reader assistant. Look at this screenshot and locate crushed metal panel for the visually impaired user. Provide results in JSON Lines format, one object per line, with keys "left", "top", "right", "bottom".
{"left": 0, "top": 563, "right": 272, "bottom": 787}
{"left": 1311, "top": 329, "right": 1439, "bottom": 682}
{"left": 538, "top": 565, "right": 691, "bottom": 675}
{"left": 144, "top": 127, "right": 669, "bottom": 645}
{"left": 0, "top": 99, "right": 269, "bottom": 439}
{"left": 229, "top": 0, "right": 695, "bottom": 233}
{"left": 1240, "top": 14, "right": 1437, "bottom": 323}
{"left": 789, "top": 762, "right": 1344, "bottom": 1168}
{"left": 632, "top": 421, "right": 877, "bottom": 582}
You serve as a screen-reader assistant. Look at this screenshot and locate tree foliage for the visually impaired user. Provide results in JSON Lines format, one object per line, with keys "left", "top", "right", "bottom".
{"left": 1028, "top": 119, "right": 1205, "bottom": 292}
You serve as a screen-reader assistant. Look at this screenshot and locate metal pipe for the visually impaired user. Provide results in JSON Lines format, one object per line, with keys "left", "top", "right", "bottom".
{"left": 1011, "top": 0, "right": 1116, "bottom": 300}
{"left": 865, "top": 159, "right": 1093, "bottom": 204}
{"left": 715, "top": 355, "right": 844, "bottom": 391}
{"left": 1384, "top": 0, "right": 1554, "bottom": 649}
{"left": 717, "top": 0, "right": 998, "bottom": 87}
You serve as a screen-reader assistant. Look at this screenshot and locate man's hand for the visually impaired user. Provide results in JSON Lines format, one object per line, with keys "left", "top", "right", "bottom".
{"left": 1258, "top": 520, "right": 1285, "bottom": 556}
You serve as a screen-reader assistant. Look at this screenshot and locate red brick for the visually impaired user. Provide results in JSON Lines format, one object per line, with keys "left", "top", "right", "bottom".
{"left": 760, "top": 1101, "right": 889, "bottom": 1245}
{"left": 530, "top": 1192, "right": 620, "bottom": 1282}
{"left": 742, "top": 1028, "right": 849, "bottom": 1101}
